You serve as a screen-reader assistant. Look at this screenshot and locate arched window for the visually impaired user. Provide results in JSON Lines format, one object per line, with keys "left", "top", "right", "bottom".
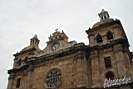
{"left": 105, "top": 71, "right": 114, "bottom": 80}
{"left": 96, "top": 34, "right": 103, "bottom": 43}
{"left": 107, "top": 31, "right": 113, "bottom": 40}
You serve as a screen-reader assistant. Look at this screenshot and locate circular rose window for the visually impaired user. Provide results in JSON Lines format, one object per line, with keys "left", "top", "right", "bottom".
{"left": 46, "top": 69, "right": 61, "bottom": 88}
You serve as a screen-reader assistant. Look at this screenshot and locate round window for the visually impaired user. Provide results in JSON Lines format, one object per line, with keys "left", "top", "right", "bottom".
{"left": 46, "top": 69, "right": 61, "bottom": 88}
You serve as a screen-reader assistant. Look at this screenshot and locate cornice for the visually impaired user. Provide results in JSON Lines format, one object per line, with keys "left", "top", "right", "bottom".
{"left": 90, "top": 38, "right": 129, "bottom": 51}
{"left": 8, "top": 43, "right": 89, "bottom": 74}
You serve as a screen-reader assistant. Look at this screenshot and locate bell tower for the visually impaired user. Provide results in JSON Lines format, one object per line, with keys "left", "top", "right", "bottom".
{"left": 86, "top": 9, "right": 133, "bottom": 88}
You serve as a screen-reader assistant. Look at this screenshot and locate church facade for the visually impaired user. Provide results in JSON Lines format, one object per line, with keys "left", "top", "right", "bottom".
{"left": 7, "top": 10, "right": 133, "bottom": 89}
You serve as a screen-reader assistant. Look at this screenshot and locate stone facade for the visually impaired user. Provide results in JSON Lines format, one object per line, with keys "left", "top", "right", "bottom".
{"left": 7, "top": 9, "right": 133, "bottom": 89}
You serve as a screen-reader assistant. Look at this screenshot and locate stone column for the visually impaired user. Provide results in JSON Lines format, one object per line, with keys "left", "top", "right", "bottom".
{"left": 77, "top": 52, "right": 88, "bottom": 88}
{"left": 27, "top": 65, "right": 34, "bottom": 89}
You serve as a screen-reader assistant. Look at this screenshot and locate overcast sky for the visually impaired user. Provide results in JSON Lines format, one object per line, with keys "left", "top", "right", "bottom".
{"left": 0, "top": 0, "right": 133, "bottom": 89}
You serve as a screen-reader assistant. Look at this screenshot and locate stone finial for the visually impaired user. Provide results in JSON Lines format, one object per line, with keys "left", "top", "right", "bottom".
{"left": 55, "top": 28, "right": 59, "bottom": 32}
{"left": 33, "top": 34, "right": 38, "bottom": 39}
{"left": 98, "top": 9, "right": 110, "bottom": 21}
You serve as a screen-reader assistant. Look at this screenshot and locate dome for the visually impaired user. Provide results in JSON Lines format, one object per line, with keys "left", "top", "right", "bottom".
{"left": 92, "top": 18, "right": 114, "bottom": 28}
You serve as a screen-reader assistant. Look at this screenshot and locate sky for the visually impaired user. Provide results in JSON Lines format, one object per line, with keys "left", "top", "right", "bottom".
{"left": 0, "top": 0, "right": 133, "bottom": 89}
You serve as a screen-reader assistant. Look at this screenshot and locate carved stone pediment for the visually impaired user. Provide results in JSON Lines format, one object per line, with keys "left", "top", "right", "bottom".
{"left": 43, "top": 29, "right": 77, "bottom": 54}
